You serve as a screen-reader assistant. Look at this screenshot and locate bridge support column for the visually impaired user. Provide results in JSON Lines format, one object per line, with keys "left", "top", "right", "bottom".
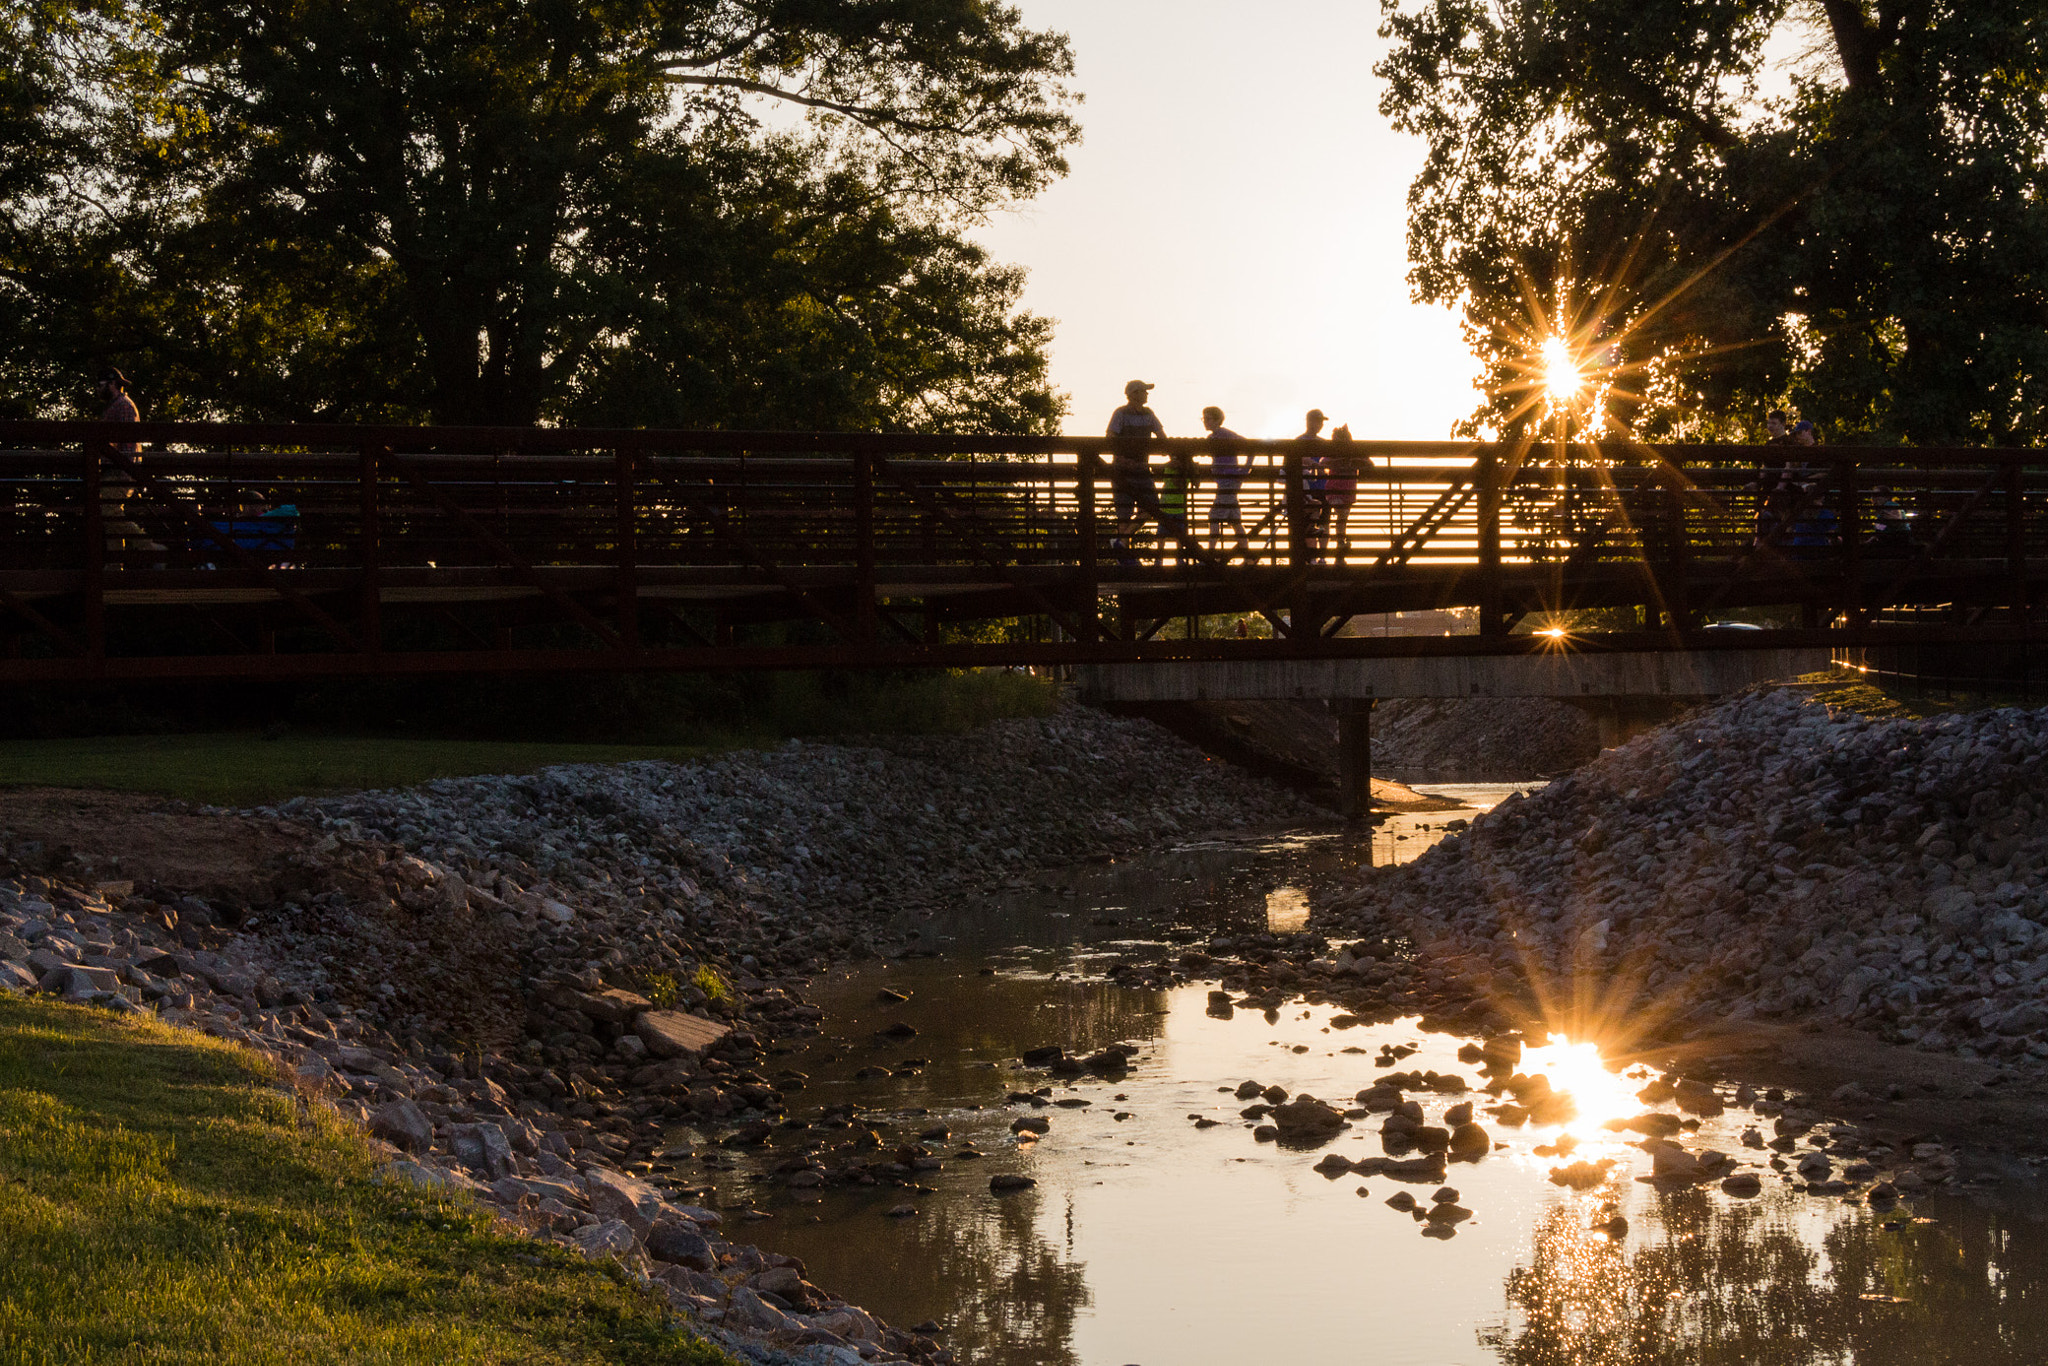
{"left": 1335, "top": 698, "right": 1375, "bottom": 822}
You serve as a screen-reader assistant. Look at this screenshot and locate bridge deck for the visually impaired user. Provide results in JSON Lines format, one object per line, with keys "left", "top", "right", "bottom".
{"left": 0, "top": 420, "right": 2039, "bottom": 681}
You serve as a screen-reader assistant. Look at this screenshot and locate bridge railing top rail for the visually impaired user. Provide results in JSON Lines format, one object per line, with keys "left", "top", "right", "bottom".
{"left": 0, "top": 420, "right": 2042, "bottom": 469}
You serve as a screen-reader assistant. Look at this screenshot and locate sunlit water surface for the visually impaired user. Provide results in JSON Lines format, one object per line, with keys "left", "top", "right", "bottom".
{"left": 671, "top": 788, "right": 2048, "bottom": 1365}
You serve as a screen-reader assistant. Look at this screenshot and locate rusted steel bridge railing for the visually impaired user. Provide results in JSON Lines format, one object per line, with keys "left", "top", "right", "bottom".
{"left": 0, "top": 420, "right": 2040, "bottom": 680}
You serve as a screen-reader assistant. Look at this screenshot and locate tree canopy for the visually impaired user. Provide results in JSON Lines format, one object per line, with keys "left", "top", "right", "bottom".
{"left": 0, "top": 0, "right": 1078, "bottom": 430}
{"left": 1377, "top": 1, "right": 2048, "bottom": 445}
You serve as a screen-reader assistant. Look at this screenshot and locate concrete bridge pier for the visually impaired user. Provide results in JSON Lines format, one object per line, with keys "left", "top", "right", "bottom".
{"left": 1335, "top": 699, "right": 1375, "bottom": 823}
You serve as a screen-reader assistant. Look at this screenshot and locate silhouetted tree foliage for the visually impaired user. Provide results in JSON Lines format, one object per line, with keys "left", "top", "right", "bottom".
{"left": 1378, "top": 1, "right": 2048, "bottom": 444}
{"left": 0, "top": 0, "right": 1077, "bottom": 431}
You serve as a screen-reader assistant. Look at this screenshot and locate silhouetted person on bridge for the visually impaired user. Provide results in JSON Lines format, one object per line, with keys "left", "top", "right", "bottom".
{"left": 1202, "top": 406, "right": 1249, "bottom": 561}
{"left": 94, "top": 368, "right": 163, "bottom": 560}
{"left": 1107, "top": 380, "right": 1165, "bottom": 567}
{"left": 1298, "top": 408, "right": 1330, "bottom": 559}
{"left": 1322, "top": 425, "right": 1366, "bottom": 564}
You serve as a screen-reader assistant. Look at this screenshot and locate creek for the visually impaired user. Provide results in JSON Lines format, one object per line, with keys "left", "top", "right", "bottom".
{"left": 666, "top": 787, "right": 2048, "bottom": 1365}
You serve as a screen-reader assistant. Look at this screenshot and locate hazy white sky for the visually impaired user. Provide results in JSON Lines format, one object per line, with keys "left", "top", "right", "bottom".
{"left": 974, "top": 0, "right": 1483, "bottom": 441}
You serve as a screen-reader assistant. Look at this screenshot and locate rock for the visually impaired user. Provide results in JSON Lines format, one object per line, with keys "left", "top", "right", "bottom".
{"left": 635, "top": 1010, "right": 731, "bottom": 1060}
{"left": 989, "top": 1174, "right": 1037, "bottom": 1193}
{"left": 1796, "top": 1152, "right": 1832, "bottom": 1181}
{"left": 1385, "top": 1191, "right": 1417, "bottom": 1212}
{"left": 376, "top": 1159, "right": 486, "bottom": 1197}
{"left": 729, "top": 1285, "right": 801, "bottom": 1334}
{"left": 1010, "top": 1116, "right": 1050, "bottom": 1136}
{"left": 1425, "top": 1203, "right": 1473, "bottom": 1225}
{"left": 570, "top": 1219, "right": 640, "bottom": 1260}
{"left": 1021, "top": 1045, "right": 1065, "bottom": 1066}
{"left": 582, "top": 1166, "right": 664, "bottom": 1237}
{"left": 450, "top": 1124, "right": 515, "bottom": 1182}
{"left": 1447, "top": 1122, "right": 1491, "bottom": 1158}
{"left": 1312, "top": 1153, "right": 1355, "bottom": 1177}
{"left": 1270, "top": 1096, "right": 1346, "bottom": 1136}
{"left": 367, "top": 1099, "right": 434, "bottom": 1154}
{"left": 1721, "top": 1172, "right": 1763, "bottom": 1197}
{"left": 1547, "top": 1159, "right": 1616, "bottom": 1190}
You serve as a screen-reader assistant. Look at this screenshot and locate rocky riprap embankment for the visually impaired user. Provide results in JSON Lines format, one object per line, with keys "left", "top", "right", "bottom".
{"left": 1316, "top": 685, "right": 2048, "bottom": 1063}
{"left": 0, "top": 706, "right": 1320, "bottom": 1366}
{"left": 1371, "top": 696, "right": 1601, "bottom": 782}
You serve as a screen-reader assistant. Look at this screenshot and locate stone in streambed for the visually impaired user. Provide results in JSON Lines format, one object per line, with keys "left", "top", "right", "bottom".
{"left": 1448, "top": 1122, "right": 1491, "bottom": 1158}
{"left": 989, "top": 1174, "right": 1036, "bottom": 1193}
{"left": 1271, "top": 1095, "right": 1346, "bottom": 1137}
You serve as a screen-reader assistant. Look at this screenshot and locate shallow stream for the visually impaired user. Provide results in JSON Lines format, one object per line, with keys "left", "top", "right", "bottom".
{"left": 672, "top": 788, "right": 2048, "bottom": 1365}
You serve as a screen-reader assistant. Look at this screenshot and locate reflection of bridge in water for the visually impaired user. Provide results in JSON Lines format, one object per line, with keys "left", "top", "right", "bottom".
{"left": 2, "top": 420, "right": 2040, "bottom": 801}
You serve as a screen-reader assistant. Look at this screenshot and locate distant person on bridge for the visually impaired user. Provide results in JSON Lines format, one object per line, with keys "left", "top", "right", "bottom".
{"left": 1752, "top": 408, "right": 1799, "bottom": 546}
{"left": 1298, "top": 409, "right": 1330, "bottom": 559}
{"left": 94, "top": 367, "right": 163, "bottom": 561}
{"left": 1322, "top": 425, "right": 1366, "bottom": 564}
{"left": 1783, "top": 421, "right": 1838, "bottom": 560}
{"left": 1201, "top": 406, "right": 1250, "bottom": 561}
{"left": 1106, "top": 380, "right": 1165, "bottom": 567}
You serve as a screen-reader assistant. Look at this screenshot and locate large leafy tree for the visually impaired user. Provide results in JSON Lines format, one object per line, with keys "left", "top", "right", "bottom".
{"left": 1378, "top": 1, "right": 2048, "bottom": 445}
{"left": 0, "top": 0, "right": 1077, "bottom": 430}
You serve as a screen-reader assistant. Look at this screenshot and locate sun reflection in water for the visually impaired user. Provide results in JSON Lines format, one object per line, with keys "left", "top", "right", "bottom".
{"left": 1264, "top": 886, "right": 1310, "bottom": 932}
{"left": 1519, "top": 1034, "right": 1638, "bottom": 1136}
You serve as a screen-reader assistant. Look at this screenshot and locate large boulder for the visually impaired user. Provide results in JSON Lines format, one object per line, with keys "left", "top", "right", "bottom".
{"left": 582, "top": 1166, "right": 664, "bottom": 1236}
{"left": 646, "top": 1218, "right": 716, "bottom": 1271}
{"left": 367, "top": 1098, "right": 434, "bottom": 1154}
{"left": 635, "top": 1010, "right": 730, "bottom": 1060}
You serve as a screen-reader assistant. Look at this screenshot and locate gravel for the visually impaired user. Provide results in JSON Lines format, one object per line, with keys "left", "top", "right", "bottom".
{"left": 1316, "top": 684, "right": 2048, "bottom": 1063}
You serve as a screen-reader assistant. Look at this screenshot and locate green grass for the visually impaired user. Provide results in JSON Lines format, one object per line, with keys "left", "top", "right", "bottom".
{"left": 0, "top": 733, "right": 725, "bottom": 807}
{"left": 0, "top": 668, "right": 1061, "bottom": 805}
{"left": 0, "top": 995, "right": 737, "bottom": 1366}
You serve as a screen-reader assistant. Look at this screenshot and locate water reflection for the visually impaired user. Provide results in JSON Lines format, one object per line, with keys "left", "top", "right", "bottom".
{"left": 780, "top": 1185, "right": 1091, "bottom": 1366}
{"left": 1265, "top": 886, "right": 1311, "bottom": 932}
{"left": 692, "top": 826, "right": 2048, "bottom": 1366}
{"left": 1484, "top": 1185, "right": 2048, "bottom": 1365}
{"left": 1519, "top": 1036, "right": 1640, "bottom": 1136}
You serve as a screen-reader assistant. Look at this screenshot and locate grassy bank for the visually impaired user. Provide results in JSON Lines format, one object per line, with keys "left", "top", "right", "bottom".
{"left": 0, "top": 733, "right": 724, "bottom": 807}
{"left": 0, "top": 995, "right": 732, "bottom": 1365}
{"left": 0, "top": 668, "right": 1061, "bottom": 805}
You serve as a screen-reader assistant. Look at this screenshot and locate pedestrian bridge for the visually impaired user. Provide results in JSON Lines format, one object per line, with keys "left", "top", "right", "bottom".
{"left": 0, "top": 420, "right": 2036, "bottom": 685}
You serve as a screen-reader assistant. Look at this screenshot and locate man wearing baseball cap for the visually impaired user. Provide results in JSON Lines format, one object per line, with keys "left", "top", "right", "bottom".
{"left": 1106, "top": 380, "right": 1165, "bottom": 567}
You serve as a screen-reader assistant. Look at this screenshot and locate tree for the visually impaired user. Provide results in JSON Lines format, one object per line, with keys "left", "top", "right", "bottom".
{"left": 1377, "top": 1, "right": 2048, "bottom": 445}
{"left": 0, "top": 0, "right": 1078, "bottom": 430}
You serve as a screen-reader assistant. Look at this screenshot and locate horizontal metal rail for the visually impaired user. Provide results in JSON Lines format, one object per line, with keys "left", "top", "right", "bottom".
{"left": 0, "top": 420, "right": 2039, "bottom": 680}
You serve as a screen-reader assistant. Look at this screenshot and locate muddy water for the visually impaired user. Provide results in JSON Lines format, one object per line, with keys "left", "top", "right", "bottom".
{"left": 674, "top": 791, "right": 2048, "bottom": 1365}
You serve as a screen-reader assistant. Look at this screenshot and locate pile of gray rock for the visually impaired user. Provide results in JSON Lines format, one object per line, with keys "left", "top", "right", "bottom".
{"left": 1370, "top": 696, "right": 1601, "bottom": 782}
{"left": 1317, "top": 685, "right": 2048, "bottom": 1061}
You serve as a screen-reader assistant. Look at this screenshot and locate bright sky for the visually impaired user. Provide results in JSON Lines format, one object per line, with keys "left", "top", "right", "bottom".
{"left": 974, "top": 0, "right": 1483, "bottom": 441}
